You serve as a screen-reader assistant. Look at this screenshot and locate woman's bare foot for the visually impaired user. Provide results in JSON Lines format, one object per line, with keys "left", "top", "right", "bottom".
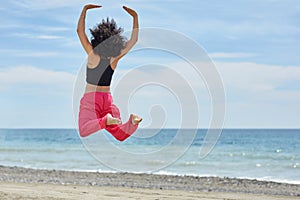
{"left": 131, "top": 114, "right": 142, "bottom": 125}
{"left": 106, "top": 113, "right": 121, "bottom": 125}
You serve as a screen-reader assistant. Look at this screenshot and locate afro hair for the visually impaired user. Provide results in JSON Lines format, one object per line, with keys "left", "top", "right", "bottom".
{"left": 89, "top": 18, "right": 127, "bottom": 58}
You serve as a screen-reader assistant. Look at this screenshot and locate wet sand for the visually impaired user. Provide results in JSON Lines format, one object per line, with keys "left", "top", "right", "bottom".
{"left": 0, "top": 166, "right": 299, "bottom": 199}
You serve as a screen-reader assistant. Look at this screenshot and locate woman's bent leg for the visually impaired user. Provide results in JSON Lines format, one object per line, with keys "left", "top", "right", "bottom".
{"left": 106, "top": 116, "right": 138, "bottom": 141}
{"left": 78, "top": 93, "right": 107, "bottom": 137}
{"left": 105, "top": 104, "right": 138, "bottom": 141}
{"left": 79, "top": 115, "right": 107, "bottom": 137}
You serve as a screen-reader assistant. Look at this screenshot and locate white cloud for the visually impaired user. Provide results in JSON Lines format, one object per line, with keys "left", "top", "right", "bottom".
{"left": 0, "top": 49, "right": 59, "bottom": 57}
{"left": 13, "top": 33, "right": 64, "bottom": 40}
{"left": 215, "top": 61, "right": 300, "bottom": 93}
{"left": 230, "top": 20, "right": 300, "bottom": 36}
{"left": 214, "top": 61, "right": 300, "bottom": 128}
{"left": 0, "top": 66, "right": 76, "bottom": 92}
{"left": 0, "top": 23, "right": 71, "bottom": 32}
{"left": 12, "top": 0, "right": 84, "bottom": 10}
{"left": 0, "top": 49, "right": 72, "bottom": 58}
{"left": 15, "top": 52, "right": 59, "bottom": 57}
{"left": 0, "top": 66, "right": 77, "bottom": 128}
{"left": 209, "top": 52, "right": 257, "bottom": 59}
{"left": 35, "top": 26, "right": 71, "bottom": 32}
{"left": 36, "top": 35, "right": 63, "bottom": 40}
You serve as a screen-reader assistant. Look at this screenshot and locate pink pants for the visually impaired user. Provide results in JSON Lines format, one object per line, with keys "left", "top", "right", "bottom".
{"left": 78, "top": 92, "right": 138, "bottom": 141}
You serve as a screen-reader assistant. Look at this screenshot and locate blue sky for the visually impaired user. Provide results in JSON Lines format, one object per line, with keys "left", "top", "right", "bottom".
{"left": 0, "top": 0, "right": 299, "bottom": 128}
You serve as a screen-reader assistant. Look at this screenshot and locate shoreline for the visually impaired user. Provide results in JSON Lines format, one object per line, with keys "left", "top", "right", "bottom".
{"left": 0, "top": 165, "right": 299, "bottom": 198}
{"left": 2, "top": 165, "right": 299, "bottom": 185}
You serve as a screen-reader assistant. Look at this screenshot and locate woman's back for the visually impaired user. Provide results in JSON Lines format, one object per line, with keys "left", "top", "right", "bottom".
{"left": 86, "top": 57, "right": 114, "bottom": 87}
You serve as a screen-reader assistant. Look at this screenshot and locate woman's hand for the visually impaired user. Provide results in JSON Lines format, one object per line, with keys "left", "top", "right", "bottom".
{"left": 84, "top": 4, "right": 102, "bottom": 10}
{"left": 123, "top": 6, "right": 138, "bottom": 17}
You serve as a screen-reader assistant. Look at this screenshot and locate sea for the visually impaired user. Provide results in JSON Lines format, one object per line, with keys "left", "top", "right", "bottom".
{"left": 0, "top": 129, "right": 299, "bottom": 184}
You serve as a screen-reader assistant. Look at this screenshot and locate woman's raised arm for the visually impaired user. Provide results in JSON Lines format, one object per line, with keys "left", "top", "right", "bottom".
{"left": 115, "top": 6, "right": 139, "bottom": 61}
{"left": 77, "top": 4, "right": 101, "bottom": 54}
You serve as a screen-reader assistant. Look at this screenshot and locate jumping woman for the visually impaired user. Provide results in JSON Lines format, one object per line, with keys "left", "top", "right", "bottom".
{"left": 77, "top": 4, "right": 142, "bottom": 141}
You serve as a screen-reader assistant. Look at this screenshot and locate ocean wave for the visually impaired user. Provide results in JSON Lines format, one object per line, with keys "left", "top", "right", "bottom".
{"left": 146, "top": 160, "right": 166, "bottom": 165}
{"left": 176, "top": 161, "right": 198, "bottom": 166}
{"left": 0, "top": 147, "right": 83, "bottom": 154}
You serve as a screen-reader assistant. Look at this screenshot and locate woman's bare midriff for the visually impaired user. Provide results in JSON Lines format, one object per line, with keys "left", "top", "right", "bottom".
{"left": 85, "top": 83, "right": 111, "bottom": 93}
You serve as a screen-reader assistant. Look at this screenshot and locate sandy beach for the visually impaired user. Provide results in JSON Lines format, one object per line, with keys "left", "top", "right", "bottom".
{"left": 0, "top": 166, "right": 299, "bottom": 200}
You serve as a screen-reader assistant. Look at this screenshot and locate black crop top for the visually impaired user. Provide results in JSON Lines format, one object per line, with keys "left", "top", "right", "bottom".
{"left": 86, "top": 58, "right": 114, "bottom": 86}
